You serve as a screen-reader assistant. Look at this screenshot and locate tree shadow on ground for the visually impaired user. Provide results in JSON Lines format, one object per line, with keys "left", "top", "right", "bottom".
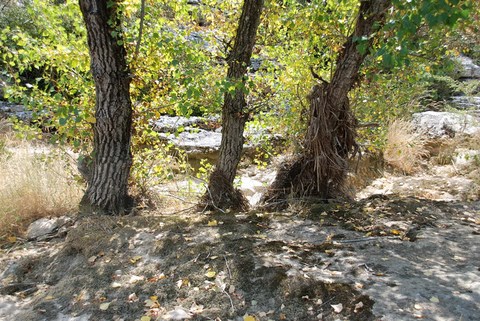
{"left": 0, "top": 196, "right": 478, "bottom": 320}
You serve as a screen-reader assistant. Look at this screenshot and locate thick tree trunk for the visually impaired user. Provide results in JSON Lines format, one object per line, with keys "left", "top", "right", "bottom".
{"left": 263, "top": 0, "right": 391, "bottom": 208}
{"left": 202, "top": 0, "right": 264, "bottom": 211}
{"left": 79, "top": 0, "right": 133, "bottom": 214}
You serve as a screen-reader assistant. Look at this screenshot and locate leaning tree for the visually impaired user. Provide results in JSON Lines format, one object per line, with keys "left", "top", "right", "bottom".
{"left": 262, "top": 0, "right": 392, "bottom": 207}
{"left": 202, "top": 0, "right": 265, "bottom": 211}
{"left": 79, "top": 0, "right": 134, "bottom": 214}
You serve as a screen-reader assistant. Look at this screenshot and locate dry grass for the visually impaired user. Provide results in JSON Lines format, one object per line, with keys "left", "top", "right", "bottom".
{"left": 0, "top": 122, "right": 83, "bottom": 240}
{"left": 384, "top": 119, "right": 429, "bottom": 174}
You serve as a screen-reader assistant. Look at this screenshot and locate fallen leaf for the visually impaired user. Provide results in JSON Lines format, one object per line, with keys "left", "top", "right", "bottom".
{"left": 128, "top": 293, "right": 138, "bottom": 302}
{"left": 88, "top": 256, "right": 97, "bottom": 264}
{"left": 129, "top": 275, "right": 145, "bottom": 284}
{"left": 140, "top": 316, "right": 151, "bottom": 321}
{"left": 279, "top": 313, "right": 287, "bottom": 320}
{"left": 331, "top": 303, "right": 343, "bottom": 313}
{"left": 164, "top": 307, "right": 192, "bottom": 320}
{"left": 144, "top": 297, "right": 160, "bottom": 309}
{"left": 207, "top": 220, "right": 218, "bottom": 226}
{"left": 205, "top": 270, "right": 216, "bottom": 278}
{"left": 414, "top": 304, "right": 423, "bottom": 310}
{"left": 189, "top": 302, "right": 204, "bottom": 314}
{"left": 7, "top": 236, "right": 16, "bottom": 243}
{"left": 244, "top": 315, "right": 257, "bottom": 321}
{"left": 130, "top": 256, "right": 142, "bottom": 264}
{"left": 99, "top": 302, "right": 110, "bottom": 310}
{"left": 111, "top": 281, "right": 122, "bottom": 288}
{"left": 430, "top": 296, "right": 440, "bottom": 303}
{"left": 177, "top": 278, "right": 190, "bottom": 288}
{"left": 324, "top": 249, "right": 335, "bottom": 257}
{"left": 354, "top": 301, "right": 364, "bottom": 313}
{"left": 390, "top": 229, "right": 401, "bottom": 235}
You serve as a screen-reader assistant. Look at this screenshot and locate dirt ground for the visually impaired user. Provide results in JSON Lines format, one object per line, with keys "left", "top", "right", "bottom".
{"left": 0, "top": 160, "right": 479, "bottom": 321}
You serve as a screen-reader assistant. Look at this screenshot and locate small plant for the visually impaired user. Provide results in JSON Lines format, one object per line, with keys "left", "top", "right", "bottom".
{"left": 383, "top": 119, "right": 429, "bottom": 174}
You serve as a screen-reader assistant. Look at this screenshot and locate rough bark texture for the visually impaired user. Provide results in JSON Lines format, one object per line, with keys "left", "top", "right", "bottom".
{"left": 202, "top": 0, "right": 264, "bottom": 211}
{"left": 79, "top": 0, "right": 133, "bottom": 215}
{"left": 263, "top": 0, "right": 392, "bottom": 209}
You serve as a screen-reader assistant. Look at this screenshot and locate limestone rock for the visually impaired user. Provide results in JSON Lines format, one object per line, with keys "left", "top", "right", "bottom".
{"left": 412, "top": 111, "right": 480, "bottom": 138}
{"left": 453, "top": 55, "right": 480, "bottom": 79}
{"left": 26, "top": 218, "right": 59, "bottom": 240}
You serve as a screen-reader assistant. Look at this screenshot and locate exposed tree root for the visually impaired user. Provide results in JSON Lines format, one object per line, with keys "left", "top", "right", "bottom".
{"left": 261, "top": 84, "right": 357, "bottom": 210}
{"left": 200, "top": 169, "right": 249, "bottom": 212}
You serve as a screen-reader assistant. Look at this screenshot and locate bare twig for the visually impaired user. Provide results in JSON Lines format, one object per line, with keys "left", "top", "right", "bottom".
{"left": 319, "top": 295, "right": 337, "bottom": 308}
{"left": 222, "top": 287, "right": 235, "bottom": 313}
{"left": 334, "top": 237, "right": 379, "bottom": 244}
{"left": 224, "top": 254, "right": 232, "bottom": 280}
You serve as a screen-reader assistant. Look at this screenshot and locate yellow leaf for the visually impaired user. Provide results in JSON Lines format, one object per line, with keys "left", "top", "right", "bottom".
{"left": 130, "top": 256, "right": 142, "bottom": 264}
{"left": 207, "top": 220, "right": 218, "bottom": 226}
{"left": 177, "top": 278, "right": 190, "bottom": 288}
{"left": 150, "top": 295, "right": 158, "bottom": 301}
{"left": 390, "top": 229, "right": 401, "bottom": 235}
{"left": 7, "top": 236, "right": 16, "bottom": 243}
{"left": 243, "top": 315, "right": 257, "bottom": 321}
{"left": 205, "top": 270, "right": 216, "bottom": 278}
{"left": 141, "top": 316, "right": 151, "bottom": 321}
{"left": 144, "top": 298, "right": 159, "bottom": 308}
{"left": 86, "top": 115, "right": 96, "bottom": 124}
{"left": 430, "top": 296, "right": 440, "bottom": 303}
{"left": 99, "top": 302, "right": 110, "bottom": 310}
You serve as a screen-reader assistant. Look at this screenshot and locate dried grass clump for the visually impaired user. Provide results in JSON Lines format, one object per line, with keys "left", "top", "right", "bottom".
{"left": 0, "top": 130, "right": 83, "bottom": 240}
{"left": 384, "top": 119, "right": 429, "bottom": 174}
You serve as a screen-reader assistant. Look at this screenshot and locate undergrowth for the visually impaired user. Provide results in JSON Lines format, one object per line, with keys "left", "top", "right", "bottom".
{"left": 0, "top": 122, "right": 83, "bottom": 241}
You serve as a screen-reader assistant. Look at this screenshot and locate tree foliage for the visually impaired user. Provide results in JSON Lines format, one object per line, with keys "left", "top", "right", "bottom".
{"left": 0, "top": 0, "right": 476, "bottom": 209}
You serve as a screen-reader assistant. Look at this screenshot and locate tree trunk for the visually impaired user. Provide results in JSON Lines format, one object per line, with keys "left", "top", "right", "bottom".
{"left": 263, "top": 0, "right": 391, "bottom": 209}
{"left": 201, "top": 0, "right": 264, "bottom": 211}
{"left": 79, "top": 0, "right": 133, "bottom": 215}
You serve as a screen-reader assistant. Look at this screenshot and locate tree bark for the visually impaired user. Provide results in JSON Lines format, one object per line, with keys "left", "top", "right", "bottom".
{"left": 202, "top": 0, "right": 264, "bottom": 211}
{"left": 263, "top": 0, "right": 391, "bottom": 208}
{"left": 79, "top": 0, "right": 133, "bottom": 214}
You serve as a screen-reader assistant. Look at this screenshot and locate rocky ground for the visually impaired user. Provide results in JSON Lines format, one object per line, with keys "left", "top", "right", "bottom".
{"left": 0, "top": 144, "right": 479, "bottom": 321}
